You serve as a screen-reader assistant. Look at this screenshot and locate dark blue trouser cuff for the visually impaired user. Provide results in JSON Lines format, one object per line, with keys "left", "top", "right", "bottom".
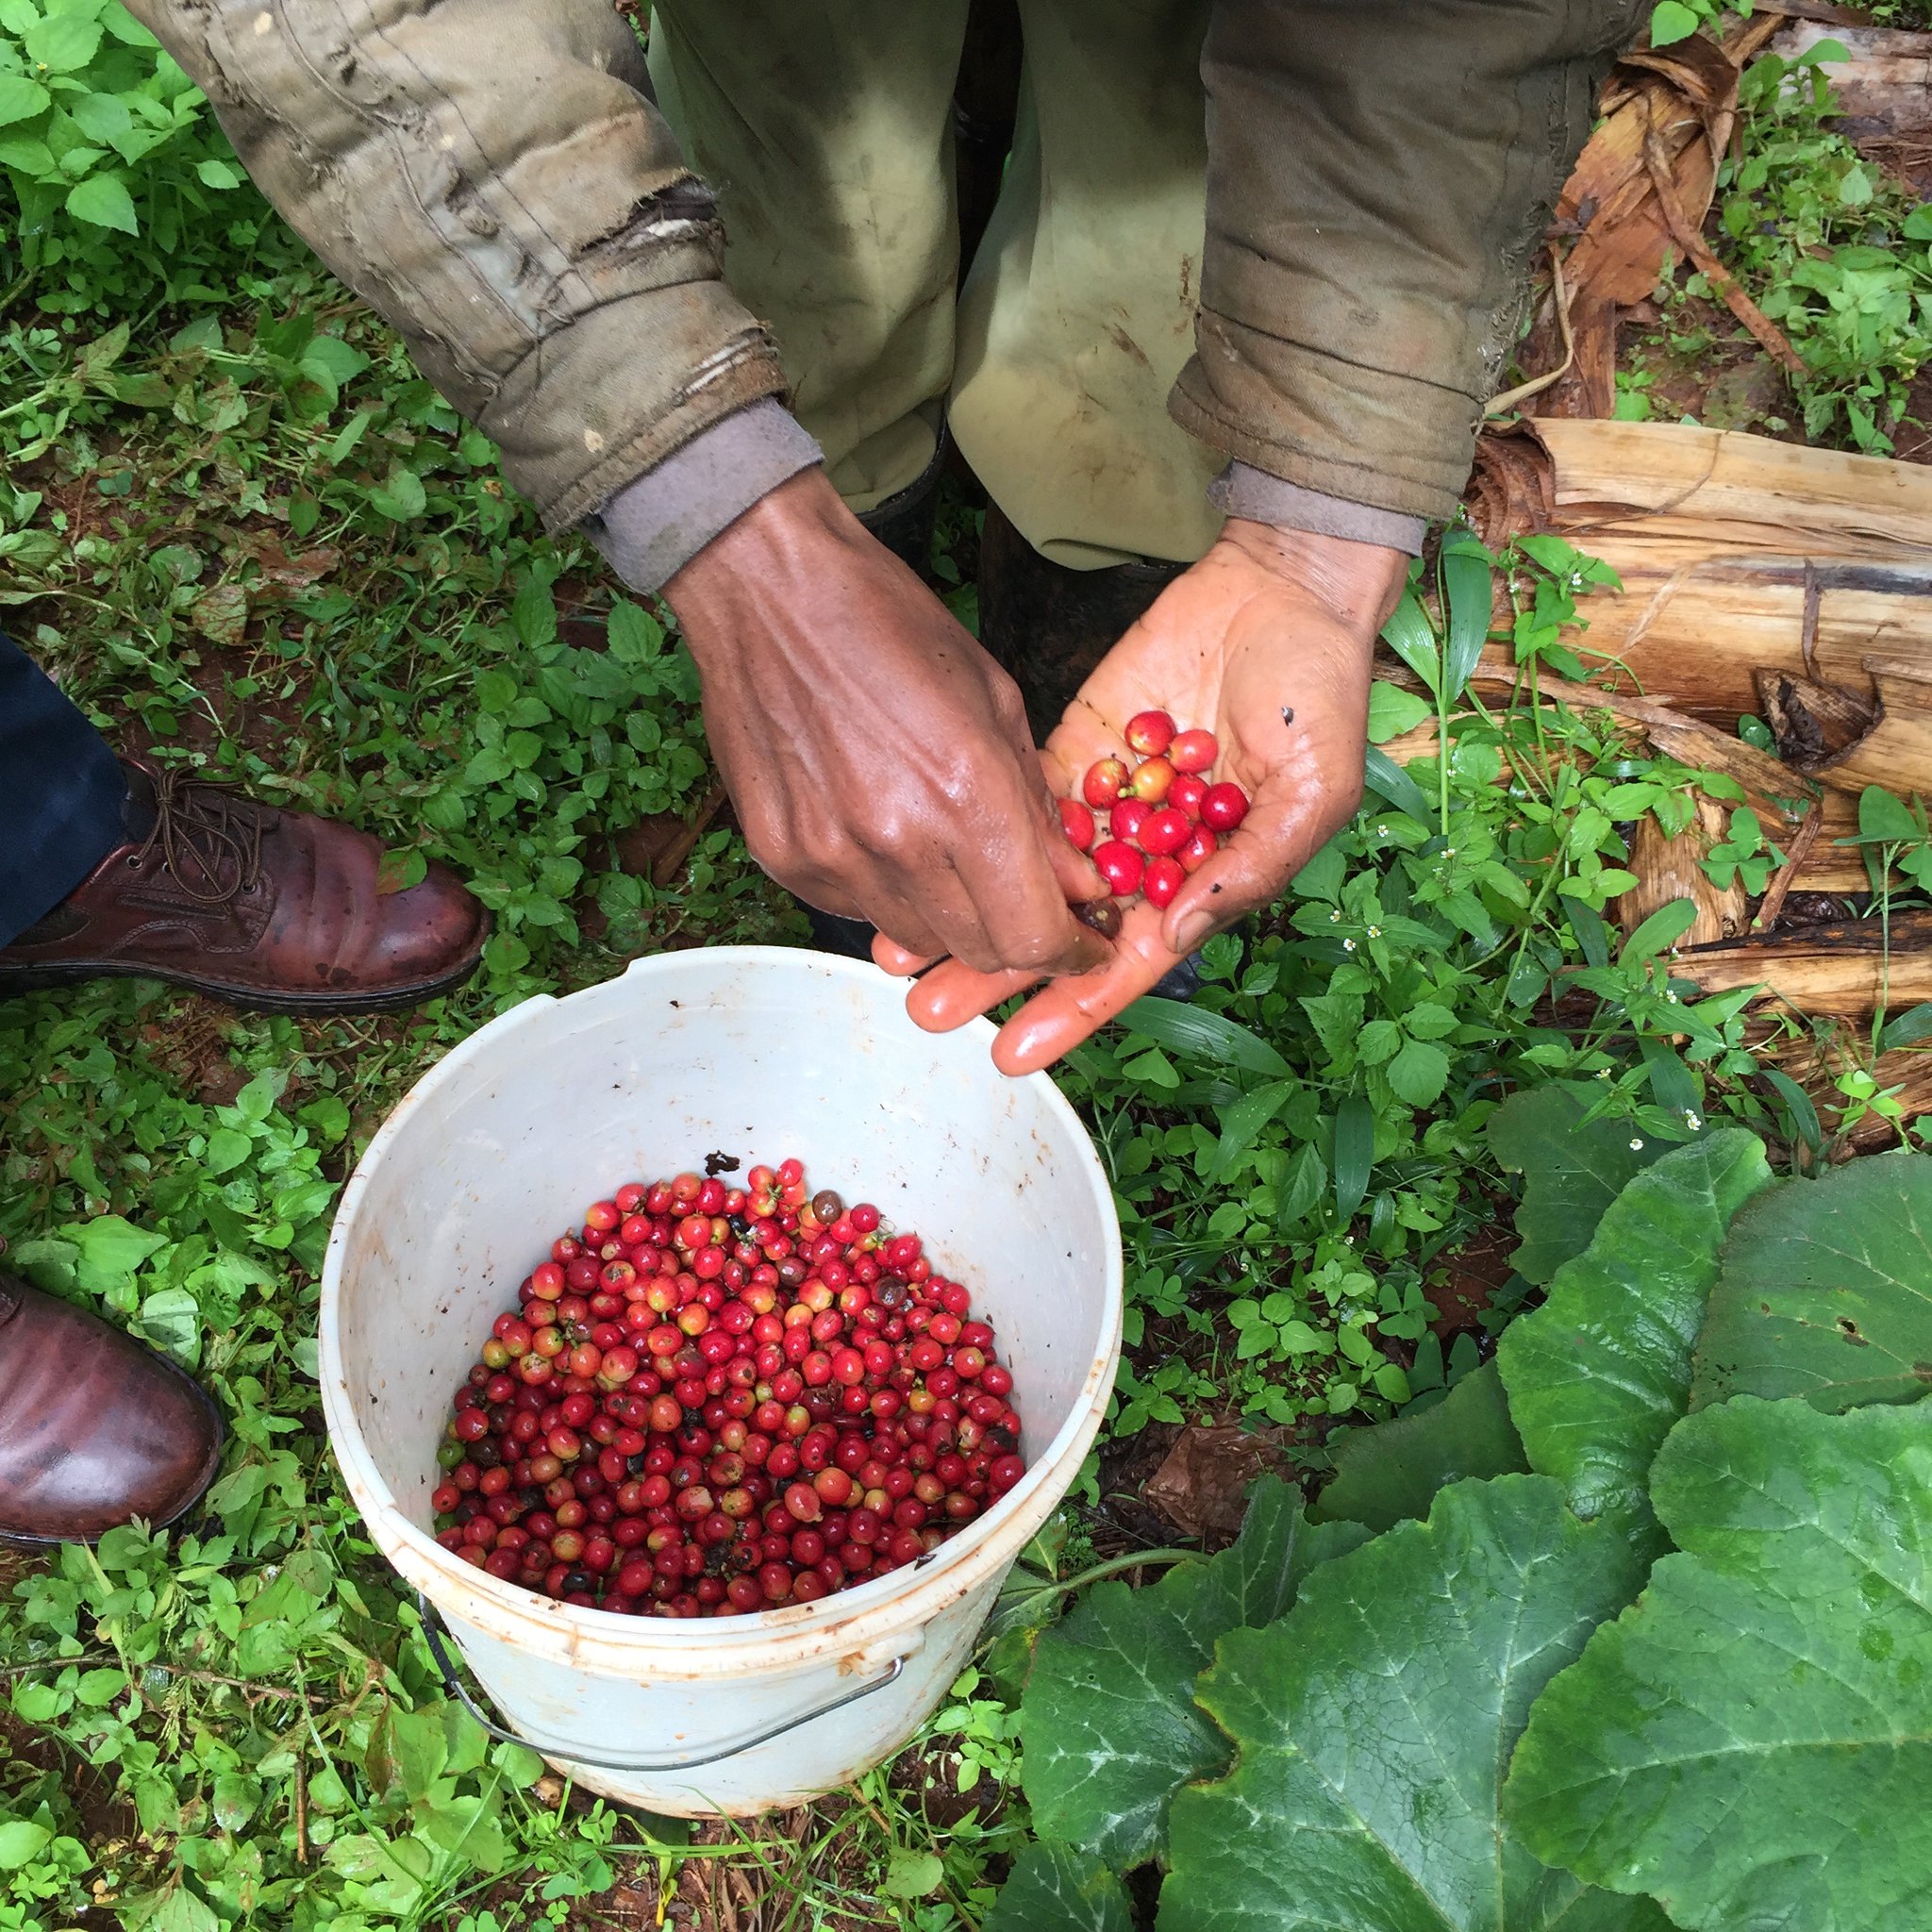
{"left": 0, "top": 631, "right": 127, "bottom": 948}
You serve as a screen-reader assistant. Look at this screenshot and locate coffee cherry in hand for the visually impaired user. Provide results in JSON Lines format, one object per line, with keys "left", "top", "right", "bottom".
{"left": 1064, "top": 712, "right": 1248, "bottom": 918}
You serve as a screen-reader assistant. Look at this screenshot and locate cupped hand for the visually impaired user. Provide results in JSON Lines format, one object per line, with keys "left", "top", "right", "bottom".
{"left": 664, "top": 469, "right": 1107, "bottom": 974}
{"left": 874, "top": 518, "right": 1409, "bottom": 1074}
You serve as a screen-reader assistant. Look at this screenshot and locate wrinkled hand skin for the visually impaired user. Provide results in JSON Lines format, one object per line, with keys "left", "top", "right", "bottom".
{"left": 665, "top": 469, "right": 1107, "bottom": 975}
{"left": 876, "top": 519, "right": 1408, "bottom": 1075}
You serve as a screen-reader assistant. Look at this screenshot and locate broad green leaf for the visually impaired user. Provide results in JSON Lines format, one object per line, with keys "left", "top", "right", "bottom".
{"left": 133, "top": 1287, "right": 202, "bottom": 1371}
{"left": 1649, "top": 1, "right": 1701, "bottom": 46}
{"left": 1507, "top": 1399, "right": 1932, "bottom": 1931}
{"left": 65, "top": 171, "right": 137, "bottom": 234}
{"left": 0, "top": 1819, "right": 52, "bottom": 1869}
{"left": 1313, "top": 1361, "right": 1527, "bottom": 1533}
{"left": 1368, "top": 679, "right": 1432, "bottom": 743}
{"left": 1205, "top": 1078, "right": 1295, "bottom": 1184}
{"left": 1439, "top": 528, "right": 1494, "bottom": 702}
{"left": 24, "top": 8, "right": 101, "bottom": 69}
{"left": 1857, "top": 783, "right": 1920, "bottom": 843}
{"left": 1386, "top": 1035, "right": 1450, "bottom": 1108}
{"left": 0, "top": 75, "right": 51, "bottom": 125}
{"left": 1362, "top": 744, "right": 1436, "bottom": 824}
{"left": 1159, "top": 1477, "right": 1656, "bottom": 1932}
{"left": 1880, "top": 1001, "right": 1932, "bottom": 1053}
{"left": 1692, "top": 1148, "right": 1932, "bottom": 1414}
{"left": 64, "top": 1213, "right": 166, "bottom": 1298}
{"left": 1331, "top": 1093, "right": 1374, "bottom": 1220}
{"left": 367, "top": 464, "right": 426, "bottom": 521}
{"left": 1488, "top": 1083, "right": 1666, "bottom": 1287}
{"left": 1620, "top": 897, "right": 1696, "bottom": 966}
{"left": 68, "top": 90, "right": 130, "bottom": 142}
{"left": 1380, "top": 590, "right": 1441, "bottom": 694}
{"left": 987, "top": 1842, "right": 1132, "bottom": 1932}
{"left": 1118, "top": 996, "right": 1291, "bottom": 1079}
{"left": 1021, "top": 1477, "right": 1368, "bottom": 1869}
{"left": 882, "top": 1846, "right": 944, "bottom": 1901}
{"left": 1499, "top": 1131, "right": 1773, "bottom": 1536}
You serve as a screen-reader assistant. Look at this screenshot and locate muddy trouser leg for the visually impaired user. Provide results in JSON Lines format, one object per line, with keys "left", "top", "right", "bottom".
{"left": 646, "top": 1, "right": 970, "bottom": 515}
{"left": 948, "top": 0, "right": 1222, "bottom": 739}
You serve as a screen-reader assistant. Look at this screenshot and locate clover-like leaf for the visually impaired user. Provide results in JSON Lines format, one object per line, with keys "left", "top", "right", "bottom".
{"left": 1692, "top": 1147, "right": 1932, "bottom": 1413}
{"left": 1158, "top": 1477, "right": 1659, "bottom": 1932}
{"left": 1498, "top": 1129, "right": 1773, "bottom": 1538}
{"left": 1021, "top": 1476, "right": 1367, "bottom": 1870}
{"left": 1507, "top": 1398, "right": 1932, "bottom": 1930}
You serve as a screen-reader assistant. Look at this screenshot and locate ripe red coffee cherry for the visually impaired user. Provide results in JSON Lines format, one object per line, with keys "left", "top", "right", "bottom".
{"left": 1168, "top": 728, "right": 1219, "bottom": 774}
{"left": 1092, "top": 841, "right": 1145, "bottom": 898}
{"left": 1082, "top": 757, "right": 1129, "bottom": 808}
{"left": 1176, "top": 824, "right": 1218, "bottom": 873}
{"left": 1169, "top": 771, "right": 1208, "bottom": 817}
{"left": 1124, "top": 708, "right": 1176, "bottom": 756}
{"left": 1126, "top": 756, "right": 1174, "bottom": 805}
{"left": 1142, "top": 856, "right": 1186, "bottom": 908}
{"left": 1108, "top": 798, "right": 1152, "bottom": 844}
{"left": 1200, "top": 782, "right": 1251, "bottom": 832}
{"left": 1058, "top": 797, "right": 1097, "bottom": 851}
{"left": 1138, "top": 808, "right": 1190, "bottom": 858}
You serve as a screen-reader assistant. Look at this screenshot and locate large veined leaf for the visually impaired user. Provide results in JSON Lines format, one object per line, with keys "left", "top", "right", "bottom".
{"left": 1498, "top": 1130, "right": 1774, "bottom": 1537}
{"left": 1158, "top": 1477, "right": 1659, "bottom": 1932}
{"left": 986, "top": 1842, "right": 1132, "bottom": 1932}
{"left": 1312, "top": 1360, "right": 1526, "bottom": 1533}
{"left": 1020, "top": 1477, "right": 1368, "bottom": 1870}
{"left": 1692, "top": 1147, "right": 1932, "bottom": 1413}
{"left": 1488, "top": 1084, "right": 1667, "bottom": 1286}
{"left": 1507, "top": 1398, "right": 1932, "bottom": 1930}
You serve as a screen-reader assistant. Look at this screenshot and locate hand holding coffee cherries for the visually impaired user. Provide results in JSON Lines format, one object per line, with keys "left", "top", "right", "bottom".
{"left": 876, "top": 521, "right": 1410, "bottom": 1074}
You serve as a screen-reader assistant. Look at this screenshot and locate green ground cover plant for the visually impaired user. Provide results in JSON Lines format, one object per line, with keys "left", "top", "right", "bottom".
{"left": 7, "top": 7, "right": 1932, "bottom": 1927}
{"left": 993, "top": 1141, "right": 1932, "bottom": 1932}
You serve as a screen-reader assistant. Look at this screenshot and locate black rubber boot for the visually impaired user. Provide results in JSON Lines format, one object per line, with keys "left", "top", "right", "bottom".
{"left": 857, "top": 434, "right": 947, "bottom": 581}
{"left": 976, "top": 503, "right": 1184, "bottom": 743}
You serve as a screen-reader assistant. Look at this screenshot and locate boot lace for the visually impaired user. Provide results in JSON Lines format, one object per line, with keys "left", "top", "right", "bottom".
{"left": 130, "top": 769, "right": 269, "bottom": 905}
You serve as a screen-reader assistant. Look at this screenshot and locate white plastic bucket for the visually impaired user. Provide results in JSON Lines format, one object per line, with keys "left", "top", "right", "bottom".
{"left": 318, "top": 948, "right": 1122, "bottom": 1815}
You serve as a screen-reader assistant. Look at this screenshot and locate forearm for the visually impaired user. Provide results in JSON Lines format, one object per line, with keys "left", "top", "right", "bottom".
{"left": 124, "top": 0, "right": 788, "bottom": 531}
{"left": 1176, "top": 0, "right": 1646, "bottom": 524}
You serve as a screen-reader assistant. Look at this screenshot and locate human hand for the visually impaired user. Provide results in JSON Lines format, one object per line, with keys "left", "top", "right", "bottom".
{"left": 874, "top": 519, "right": 1409, "bottom": 1074}
{"left": 664, "top": 469, "right": 1108, "bottom": 974}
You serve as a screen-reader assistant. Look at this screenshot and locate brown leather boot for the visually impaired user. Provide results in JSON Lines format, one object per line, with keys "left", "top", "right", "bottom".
{"left": 0, "top": 1273, "right": 222, "bottom": 1545}
{"left": 0, "top": 758, "right": 487, "bottom": 1012}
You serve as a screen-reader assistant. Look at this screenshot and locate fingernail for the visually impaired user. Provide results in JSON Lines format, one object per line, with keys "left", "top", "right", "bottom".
{"left": 1171, "top": 912, "right": 1214, "bottom": 957}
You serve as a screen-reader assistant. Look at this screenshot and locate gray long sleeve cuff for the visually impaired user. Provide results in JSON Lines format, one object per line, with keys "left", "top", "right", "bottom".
{"left": 1209, "top": 462, "right": 1427, "bottom": 558}
{"left": 584, "top": 398, "right": 824, "bottom": 592}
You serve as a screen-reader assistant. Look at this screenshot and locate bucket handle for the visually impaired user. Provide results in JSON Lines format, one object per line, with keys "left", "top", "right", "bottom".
{"left": 415, "top": 1591, "right": 910, "bottom": 1774}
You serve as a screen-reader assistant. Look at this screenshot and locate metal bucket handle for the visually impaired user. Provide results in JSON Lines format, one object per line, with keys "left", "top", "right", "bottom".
{"left": 415, "top": 1591, "right": 910, "bottom": 1774}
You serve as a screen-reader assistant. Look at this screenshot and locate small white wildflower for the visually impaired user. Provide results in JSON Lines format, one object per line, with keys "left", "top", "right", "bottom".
{"left": 1366, "top": 924, "right": 1382, "bottom": 939}
{"left": 1684, "top": 1111, "right": 1703, "bottom": 1131}
{"left": 1342, "top": 938, "right": 1357, "bottom": 952}
{"left": 1443, "top": 847, "right": 1456, "bottom": 858}
{"left": 1664, "top": 990, "right": 1679, "bottom": 1004}
{"left": 1629, "top": 1138, "right": 1645, "bottom": 1151}
{"left": 1570, "top": 571, "right": 1584, "bottom": 588}
{"left": 1329, "top": 909, "right": 1342, "bottom": 923}
{"left": 1595, "top": 1067, "right": 1611, "bottom": 1079}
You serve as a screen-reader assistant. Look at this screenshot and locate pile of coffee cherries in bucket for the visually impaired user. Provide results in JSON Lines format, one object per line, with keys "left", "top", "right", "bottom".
{"left": 431, "top": 1160, "right": 1025, "bottom": 1618}
{"left": 1056, "top": 710, "right": 1251, "bottom": 910}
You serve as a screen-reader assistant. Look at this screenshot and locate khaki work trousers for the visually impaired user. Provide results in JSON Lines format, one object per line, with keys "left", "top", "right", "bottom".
{"left": 647, "top": 0, "right": 1224, "bottom": 569}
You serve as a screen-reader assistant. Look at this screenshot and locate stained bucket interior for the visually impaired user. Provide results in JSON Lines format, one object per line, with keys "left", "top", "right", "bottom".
{"left": 325, "top": 949, "right": 1120, "bottom": 1614}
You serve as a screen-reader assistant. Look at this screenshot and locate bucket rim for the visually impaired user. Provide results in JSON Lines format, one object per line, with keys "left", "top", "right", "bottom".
{"left": 319, "top": 946, "right": 1123, "bottom": 1673}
